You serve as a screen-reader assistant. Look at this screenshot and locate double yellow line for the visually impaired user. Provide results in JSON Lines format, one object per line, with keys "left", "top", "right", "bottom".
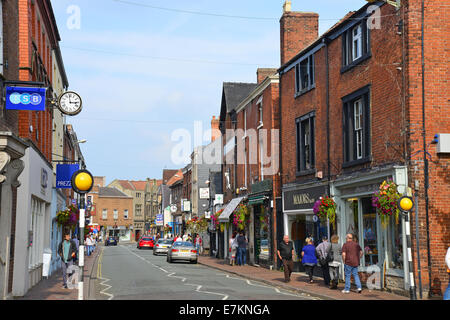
{"left": 97, "top": 247, "right": 104, "bottom": 279}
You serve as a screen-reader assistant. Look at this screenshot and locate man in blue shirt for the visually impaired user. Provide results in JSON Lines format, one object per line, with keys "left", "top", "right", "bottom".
{"left": 58, "top": 233, "right": 77, "bottom": 289}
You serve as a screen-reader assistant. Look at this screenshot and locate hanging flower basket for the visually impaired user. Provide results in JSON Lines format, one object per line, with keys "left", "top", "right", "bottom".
{"left": 163, "top": 224, "right": 172, "bottom": 233}
{"left": 372, "top": 179, "right": 400, "bottom": 228}
{"left": 211, "top": 209, "right": 223, "bottom": 228}
{"left": 186, "top": 216, "right": 208, "bottom": 233}
{"left": 56, "top": 205, "right": 79, "bottom": 231}
{"left": 232, "top": 204, "right": 250, "bottom": 231}
{"left": 313, "top": 196, "right": 336, "bottom": 228}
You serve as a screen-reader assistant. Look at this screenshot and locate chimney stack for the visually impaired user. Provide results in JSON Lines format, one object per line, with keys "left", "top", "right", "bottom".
{"left": 280, "top": 1, "right": 319, "bottom": 65}
{"left": 257, "top": 68, "right": 277, "bottom": 84}
{"left": 211, "top": 116, "right": 220, "bottom": 142}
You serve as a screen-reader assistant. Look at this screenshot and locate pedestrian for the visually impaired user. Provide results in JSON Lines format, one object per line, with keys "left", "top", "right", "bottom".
{"left": 58, "top": 233, "right": 77, "bottom": 289}
{"left": 277, "top": 235, "right": 295, "bottom": 283}
{"left": 341, "top": 233, "right": 363, "bottom": 294}
{"left": 187, "top": 234, "right": 193, "bottom": 242}
{"left": 301, "top": 237, "right": 317, "bottom": 283}
{"left": 229, "top": 232, "right": 238, "bottom": 266}
{"left": 86, "top": 234, "right": 94, "bottom": 256}
{"left": 175, "top": 234, "right": 182, "bottom": 242}
{"left": 316, "top": 236, "right": 332, "bottom": 287}
{"left": 236, "top": 231, "right": 248, "bottom": 266}
{"left": 328, "top": 234, "right": 342, "bottom": 289}
{"left": 195, "top": 234, "right": 203, "bottom": 255}
{"left": 182, "top": 233, "right": 188, "bottom": 242}
{"left": 72, "top": 235, "right": 79, "bottom": 264}
{"left": 444, "top": 246, "right": 450, "bottom": 300}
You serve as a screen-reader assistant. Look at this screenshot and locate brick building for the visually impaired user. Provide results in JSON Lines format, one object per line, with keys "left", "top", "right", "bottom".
{"left": 278, "top": 0, "right": 449, "bottom": 297}
{"left": 89, "top": 177, "right": 133, "bottom": 241}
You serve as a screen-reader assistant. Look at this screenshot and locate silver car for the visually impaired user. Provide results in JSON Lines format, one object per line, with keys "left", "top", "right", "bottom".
{"left": 166, "top": 241, "right": 198, "bottom": 264}
{"left": 153, "top": 238, "right": 174, "bottom": 255}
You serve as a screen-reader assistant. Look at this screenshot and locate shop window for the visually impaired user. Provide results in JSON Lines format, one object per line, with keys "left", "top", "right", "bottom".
{"left": 361, "top": 197, "right": 378, "bottom": 266}
{"left": 386, "top": 218, "right": 403, "bottom": 270}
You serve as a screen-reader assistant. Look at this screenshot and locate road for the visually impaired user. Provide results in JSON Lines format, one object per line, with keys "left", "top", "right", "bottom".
{"left": 93, "top": 243, "right": 322, "bottom": 300}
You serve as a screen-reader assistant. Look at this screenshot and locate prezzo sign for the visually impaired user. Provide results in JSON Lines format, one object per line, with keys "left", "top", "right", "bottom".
{"left": 56, "top": 163, "right": 80, "bottom": 188}
{"left": 155, "top": 214, "right": 164, "bottom": 226}
{"left": 5, "top": 86, "right": 47, "bottom": 111}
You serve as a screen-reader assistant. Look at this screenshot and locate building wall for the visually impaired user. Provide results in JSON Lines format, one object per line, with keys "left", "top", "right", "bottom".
{"left": 404, "top": 0, "right": 450, "bottom": 296}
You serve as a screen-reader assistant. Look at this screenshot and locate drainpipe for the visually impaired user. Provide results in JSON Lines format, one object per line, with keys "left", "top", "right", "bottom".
{"left": 420, "top": 0, "right": 433, "bottom": 298}
{"left": 324, "top": 37, "right": 331, "bottom": 239}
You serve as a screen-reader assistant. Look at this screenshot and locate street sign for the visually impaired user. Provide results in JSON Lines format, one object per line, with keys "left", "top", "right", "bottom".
{"left": 156, "top": 214, "right": 164, "bottom": 226}
{"left": 5, "top": 86, "right": 47, "bottom": 111}
{"left": 56, "top": 164, "right": 80, "bottom": 188}
{"left": 199, "top": 188, "right": 210, "bottom": 199}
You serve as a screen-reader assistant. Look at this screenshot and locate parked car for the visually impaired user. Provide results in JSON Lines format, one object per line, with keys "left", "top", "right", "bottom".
{"left": 166, "top": 241, "right": 198, "bottom": 264}
{"left": 137, "top": 236, "right": 154, "bottom": 249}
{"left": 105, "top": 236, "right": 118, "bottom": 246}
{"left": 153, "top": 239, "right": 174, "bottom": 255}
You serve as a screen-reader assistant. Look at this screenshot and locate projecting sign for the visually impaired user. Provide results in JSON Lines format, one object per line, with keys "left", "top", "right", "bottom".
{"left": 56, "top": 163, "right": 80, "bottom": 188}
{"left": 5, "top": 86, "right": 47, "bottom": 111}
{"left": 199, "top": 188, "right": 210, "bottom": 199}
{"left": 156, "top": 214, "right": 164, "bottom": 226}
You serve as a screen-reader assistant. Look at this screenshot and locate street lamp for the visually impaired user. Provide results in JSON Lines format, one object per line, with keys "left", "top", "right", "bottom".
{"left": 398, "top": 195, "right": 417, "bottom": 300}
{"left": 71, "top": 169, "right": 94, "bottom": 300}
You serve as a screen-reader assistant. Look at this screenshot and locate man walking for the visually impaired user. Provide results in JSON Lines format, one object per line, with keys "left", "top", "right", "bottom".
{"left": 58, "top": 233, "right": 77, "bottom": 289}
{"left": 341, "top": 233, "right": 363, "bottom": 294}
{"left": 316, "top": 236, "right": 332, "bottom": 287}
{"left": 236, "top": 231, "right": 248, "bottom": 266}
{"left": 277, "top": 235, "right": 295, "bottom": 283}
{"left": 85, "top": 233, "right": 94, "bottom": 256}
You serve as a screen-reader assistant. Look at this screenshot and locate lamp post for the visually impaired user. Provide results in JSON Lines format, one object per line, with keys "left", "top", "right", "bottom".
{"left": 71, "top": 169, "right": 94, "bottom": 300}
{"left": 398, "top": 195, "right": 417, "bottom": 300}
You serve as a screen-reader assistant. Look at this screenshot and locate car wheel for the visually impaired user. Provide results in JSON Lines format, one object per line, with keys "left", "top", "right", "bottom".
{"left": 191, "top": 260, "right": 198, "bottom": 264}
{"left": 167, "top": 256, "right": 171, "bottom": 263}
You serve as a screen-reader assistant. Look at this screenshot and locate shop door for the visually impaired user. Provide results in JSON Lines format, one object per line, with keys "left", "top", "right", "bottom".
{"left": 253, "top": 205, "right": 271, "bottom": 265}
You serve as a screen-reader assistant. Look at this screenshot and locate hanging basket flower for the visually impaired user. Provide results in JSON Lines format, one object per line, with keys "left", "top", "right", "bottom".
{"left": 163, "top": 224, "right": 172, "bottom": 233}
{"left": 372, "top": 180, "right": 400, "bottom": 228}
{"left": 56, "top": 205, "right": 79, "bottom": 230}
{"left": 211, "top": 209, "right": 223, "bottom": 228}
{"left": 313, "top": 196, "right": 336, "bottom": 228}
{"left": 232, "top": 204, "right": 250, "bottom": 231}
{"left": 186, "top": 216, "right": 208, "bottom": 233}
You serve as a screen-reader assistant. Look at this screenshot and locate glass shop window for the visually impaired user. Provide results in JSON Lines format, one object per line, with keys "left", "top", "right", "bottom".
{"left": 387, "top": 218, "right": 403, "bottom": 270}
{"left": 361, "top": 197, "right": 378, "bottom": 266}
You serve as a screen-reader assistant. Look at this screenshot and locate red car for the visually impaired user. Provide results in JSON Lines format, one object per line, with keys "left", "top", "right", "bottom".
{"left": 137, "top": 236, "right": 154, "bottom": 249}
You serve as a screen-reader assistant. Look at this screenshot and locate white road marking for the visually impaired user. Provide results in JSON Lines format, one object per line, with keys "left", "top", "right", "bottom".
{"left": 98, "top": 276, "right": 114, "bottom": 300}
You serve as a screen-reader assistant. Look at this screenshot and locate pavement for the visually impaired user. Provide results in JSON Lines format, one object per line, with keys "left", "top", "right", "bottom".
{"left": 16, "top": 244, "right": 409, "bottom": 300}
{"left": 16, "top": 245, "right": 101, "bottom": 300}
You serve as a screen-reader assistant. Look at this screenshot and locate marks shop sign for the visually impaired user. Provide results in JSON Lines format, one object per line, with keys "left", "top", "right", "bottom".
{"left": 283, "top": 185, "right": 326, "bottom": 211}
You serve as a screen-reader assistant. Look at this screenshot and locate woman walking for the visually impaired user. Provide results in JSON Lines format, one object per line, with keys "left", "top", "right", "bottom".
{"left": 229, "top": 231, "right": 238, "bottom": 266}
{"left": 301, "top": 237, "right": 317, "bottom": 283}
{"left": 328, "top": 235, "right": 342, "bottom": 289}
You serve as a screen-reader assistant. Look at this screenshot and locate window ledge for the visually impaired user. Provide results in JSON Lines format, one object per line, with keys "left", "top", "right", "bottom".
{"left": 342, "top": 156, "right": 372, "bottom": 168}
{"left": 296, "top": 168, "right": 316, "bottom": 177}
{"left": 341, "top": 53, "right": 372, "bottom": 74}
{"left": 294, "top": 85, "right": 316, "bottom": 98}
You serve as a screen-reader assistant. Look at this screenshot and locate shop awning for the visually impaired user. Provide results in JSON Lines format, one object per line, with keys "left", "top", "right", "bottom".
{"left": 247, "top": 195, "right": 269, "bottom": 206}
{"left": 218, "top": 196, "right": 244, "bottom": 222}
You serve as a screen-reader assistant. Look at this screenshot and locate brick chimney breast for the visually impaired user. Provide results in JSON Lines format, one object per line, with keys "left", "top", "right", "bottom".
{"left": 256, "top": 68, "right": 277, "bottom": 84}
{"left": 280, "top": 9, "right": 319, "bottom": 66}
{"left": 211, "top": 116, "right": 220, "bottom": 142}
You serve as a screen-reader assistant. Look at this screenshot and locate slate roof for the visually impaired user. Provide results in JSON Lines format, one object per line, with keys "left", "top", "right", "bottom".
{"left": 98, "top": 187, "right": 132, "bottom": 198}
{"left": 166, "top": 170, "right": 183, "bottom": 187}
{"left": 220, "top": 82, "right": 257, "bottom": 122}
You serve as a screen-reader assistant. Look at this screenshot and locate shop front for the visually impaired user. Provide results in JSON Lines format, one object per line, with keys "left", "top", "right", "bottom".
{"left": 248, "top": 179, "right": 273, "bottom": 267}
{"left": 282, "top": 183, "right": 328, "bottom": 272}
{"left": 331, "top": 165, "right": 410, "bottom": 293}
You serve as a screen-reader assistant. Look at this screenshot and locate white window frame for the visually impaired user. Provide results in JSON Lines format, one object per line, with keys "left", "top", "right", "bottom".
{"left": 113, "top": 209, "right": 118, "bottom": 220}
{"left": 354, "top": 99, "right": 363, "bottom": 160}
{"left": 124, "top": 209, "right": 129, "bottom": 219}
{"left": 102, "top": 209, "right": 108, "bottom": 220}
{"left": 352, "top": 24, "right": 363, "bottom": 61}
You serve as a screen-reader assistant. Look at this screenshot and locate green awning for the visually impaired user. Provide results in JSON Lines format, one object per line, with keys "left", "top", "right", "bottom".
{"left": 247, "top": 196, "right": 268, "bottom": 206}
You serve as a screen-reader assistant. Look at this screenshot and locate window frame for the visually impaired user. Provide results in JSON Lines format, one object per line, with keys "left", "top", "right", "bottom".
{"left": 341, "top": 19, "right": 371, "bottom": 73}
{"left": 294, "top": 54, "right": 315, "bottom": 97}
{"left": 295, "top": 111, "right": 316, "bottom": 175}
{"left": 342, "top": 85, "right": 371, "bottom": 167}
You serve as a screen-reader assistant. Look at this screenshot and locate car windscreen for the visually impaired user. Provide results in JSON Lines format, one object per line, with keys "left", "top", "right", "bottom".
{"left": 172, "top": 242, "right": 193, "bottom": 247}
{"left": 141, "top": 237, "right": 152, "bottom": 241}
{"left": 158, "top": 240, "right": 173, "bottom": 244}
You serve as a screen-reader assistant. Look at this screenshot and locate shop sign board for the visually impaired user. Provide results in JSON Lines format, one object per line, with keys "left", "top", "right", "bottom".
{"left": 56, "top": 164, "right": 80, "bottom": 188}
{"left": 283, "top": 185, "right": 327, "bottom": 212}
{"left": 199, "top": 188, "right": 210, "bottom": 199}
{"left": 156, "top": 214, "right": 164, "bottom": 226}
{"left": 6, "top": 86, "right": 47, "bottom": 111}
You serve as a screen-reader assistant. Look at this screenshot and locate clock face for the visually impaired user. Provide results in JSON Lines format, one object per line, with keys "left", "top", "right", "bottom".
{"left": 58, "top": 91, "right": 82, "bottom": 115}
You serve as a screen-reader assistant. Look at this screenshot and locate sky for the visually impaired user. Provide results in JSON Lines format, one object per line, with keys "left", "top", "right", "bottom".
{"left": 50, "top": 0, "right": 367, "bottom": 184}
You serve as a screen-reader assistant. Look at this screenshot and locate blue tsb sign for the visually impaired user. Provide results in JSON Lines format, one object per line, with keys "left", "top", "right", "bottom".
{"left": 5, "top": 86, "right": 47, "bottom": 111}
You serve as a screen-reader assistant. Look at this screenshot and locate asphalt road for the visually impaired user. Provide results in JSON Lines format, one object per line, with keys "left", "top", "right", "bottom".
{"left": 93, "top": 243, "right": 321, "bottom": 300}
